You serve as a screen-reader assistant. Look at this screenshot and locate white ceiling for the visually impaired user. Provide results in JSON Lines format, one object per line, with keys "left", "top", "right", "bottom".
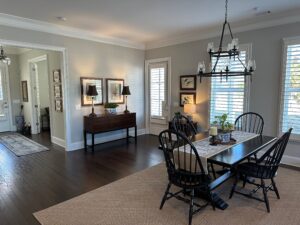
{"left": 1, "top": 0, "right": 300, "bottom": 48}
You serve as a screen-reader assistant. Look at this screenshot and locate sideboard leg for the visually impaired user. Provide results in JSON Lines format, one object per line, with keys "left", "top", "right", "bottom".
{"left": 135, "top": 126, "right": 137, "bottom": 143}
{"left": 84, "top": 130, "right": 87, "bottom": 151}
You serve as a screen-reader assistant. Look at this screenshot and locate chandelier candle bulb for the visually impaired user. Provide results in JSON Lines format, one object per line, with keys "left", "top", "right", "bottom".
{"left": 209, "top": 127, "right": 218, "bottom": 136}
{"left": 207, "top": 42, "right": 214, "bottom": 53}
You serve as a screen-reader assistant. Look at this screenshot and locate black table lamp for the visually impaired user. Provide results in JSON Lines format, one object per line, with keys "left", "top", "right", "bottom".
{"left": 122, "top": 86, "right": 131, "bottom": 113}
{"left": 86, "top": 85, "right": 98, "bottom": 117}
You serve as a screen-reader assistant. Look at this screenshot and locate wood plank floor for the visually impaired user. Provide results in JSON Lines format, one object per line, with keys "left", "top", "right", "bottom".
{"left": 0, "top": 132, "right": 163, "bottom": 225}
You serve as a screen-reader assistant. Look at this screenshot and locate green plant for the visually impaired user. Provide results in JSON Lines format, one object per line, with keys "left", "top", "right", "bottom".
{"left": 104, "top": 103, "right": 119, "bottom": 108}
{"left": 213, "top": 114, "right": 233, "bottom": 132}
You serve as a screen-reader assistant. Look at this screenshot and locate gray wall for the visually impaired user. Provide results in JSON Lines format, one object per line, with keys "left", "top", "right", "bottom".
{"left": 146, "top": 22, "right": 300, "bottom": 160}
{"left": 0, "top": 24, "right": 145, "bottom": 147}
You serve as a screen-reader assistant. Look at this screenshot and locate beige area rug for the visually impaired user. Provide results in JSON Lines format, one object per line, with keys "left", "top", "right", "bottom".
{"left": 34, "top": 164, "right": 300, "bottom": 225}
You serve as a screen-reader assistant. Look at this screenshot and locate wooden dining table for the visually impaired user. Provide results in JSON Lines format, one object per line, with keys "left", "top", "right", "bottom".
{"left": 178, "top": 132, "right": 277, "bottom": 209}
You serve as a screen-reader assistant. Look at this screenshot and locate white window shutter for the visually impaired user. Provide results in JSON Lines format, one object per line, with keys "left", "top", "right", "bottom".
{"left": 210, "top": 50, "right": 249, "bottom": 124}
{"left": 280, "top": 40, "right": 300, "bottom": 137}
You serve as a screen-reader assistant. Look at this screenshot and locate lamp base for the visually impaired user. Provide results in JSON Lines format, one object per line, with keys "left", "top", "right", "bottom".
{"left": 124, "top": 109, "right": 130, "bottom": 114}
{"left": 89, "top": 112, "right": 97, "bottom": 117}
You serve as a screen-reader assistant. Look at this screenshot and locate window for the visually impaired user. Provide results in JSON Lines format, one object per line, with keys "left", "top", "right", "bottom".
{"left": 280, "top": 38, "right": 300, "bottom": 136}
{"left": 210, "top": 47, "right": 250, "bottom": 124}
{"left": 149, "top": 62, "right": 167, "bottom": 119}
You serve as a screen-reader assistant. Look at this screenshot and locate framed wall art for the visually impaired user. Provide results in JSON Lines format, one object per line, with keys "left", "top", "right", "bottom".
{"left": 180, "top": 92, "right": 196, "bottom": 107}
{"left": 55, "top": 99, "right": 63, "bottom": 112}
{"left": 106, "top": 79, "right": 124, "bottom": 104}
{"left": 80, "top": 77, "right": 103, "bottom": 106}
{"left": 54, "top": 84, "right": 62, "bottom": 98}
{"left": 21, "top": 81, "right": 28, "bottom": 102}
{"left": 53, "top": 69, "right": 61, "bottom": 83}
{"left": 180, "top": 75, "right": 196, "bottom": 90}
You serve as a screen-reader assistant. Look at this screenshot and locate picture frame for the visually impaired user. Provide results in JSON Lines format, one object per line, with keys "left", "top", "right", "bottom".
{"left": 53, "top": 69, "right": 61, "bottom": 83}
{"left": 106, "top": 79, "right": 124, "bottom": 104}
{"left": 180, "top": 92, "right": 196, "bottom": 107}
{"left": 180, "top": 75, "right": 197, "bottom": 90}
{"left": 54, "top": 84, "right": 62, "bottom": 98}
{"left": 55, "top": 99, "right": 63, "bottom": 112}
{"left": 21, "top": 81, "right": 28, "bottom": 102}
{"left": 80, "top": 77, "right": 103, "bottom": 106}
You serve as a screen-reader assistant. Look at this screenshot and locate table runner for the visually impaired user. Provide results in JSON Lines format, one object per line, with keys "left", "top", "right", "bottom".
{"left": 178, "top": 131, "right": 259, "bottom": 173}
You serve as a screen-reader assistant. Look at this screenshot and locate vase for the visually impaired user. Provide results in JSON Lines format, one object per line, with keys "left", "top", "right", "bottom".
{"left": 218, "top": 131, "right": 231, "bottom": 143}
{"left": 105, "top": 108, "right": 117, "bottom": 114}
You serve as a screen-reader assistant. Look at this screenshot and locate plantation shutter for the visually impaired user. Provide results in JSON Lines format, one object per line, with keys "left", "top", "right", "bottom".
{"left": 210, "top": 50, "right": 249, "bottom": 124}
{"left": 280, "top": 40, "right": 300, "bottom": 136}
{"left": 149, "top": 62, "right": 167, "bottom": 120}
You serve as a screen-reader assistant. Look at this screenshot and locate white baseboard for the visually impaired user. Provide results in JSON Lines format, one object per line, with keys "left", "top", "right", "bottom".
{"left": 257, "top": 151, "right": 300, "bottom": 168}
{"left": 51, "top": 136, "right": 66, "bottom": 148}
{"left": 67, "top": 128, "right": 146, "bottom": 151}
{"left": 281, "top": 155, "right": 300, "bottom": 167}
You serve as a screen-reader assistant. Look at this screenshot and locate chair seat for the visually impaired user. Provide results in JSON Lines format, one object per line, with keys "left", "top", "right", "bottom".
{"left": 237, "top": 162, "right": 273, "bottom": 179}
{"left": 169, "top": 169, "right": 211, "bottom": 189}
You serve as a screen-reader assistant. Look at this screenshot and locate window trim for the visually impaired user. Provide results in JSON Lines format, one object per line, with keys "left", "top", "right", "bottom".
{"left": 208, "top": 43, "right": 252, "bottom": 126}
{"left": 278, "top": 36, "right": 300, "bottom": 141}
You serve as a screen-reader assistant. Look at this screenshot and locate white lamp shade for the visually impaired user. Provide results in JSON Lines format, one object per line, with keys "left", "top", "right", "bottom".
{"left": 184, "top": 104, "right": 197, "bottom": 114}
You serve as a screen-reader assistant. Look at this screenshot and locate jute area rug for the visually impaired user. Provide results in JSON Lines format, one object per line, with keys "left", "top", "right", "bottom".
{"left": 34, "top": 164, "right": 300, "bottom": 225}
{"left": 0, "top": 132, "right": 49, "bottom": 156}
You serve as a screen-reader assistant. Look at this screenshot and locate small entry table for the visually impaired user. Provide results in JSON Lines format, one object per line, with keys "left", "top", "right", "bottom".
{"left": 83, "top": 112, "right": 137, "bottom": 152}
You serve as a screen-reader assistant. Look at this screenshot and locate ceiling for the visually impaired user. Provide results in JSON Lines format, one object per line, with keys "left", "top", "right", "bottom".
{"left": 0, "top": 0, "right": 300, "bottom": 48}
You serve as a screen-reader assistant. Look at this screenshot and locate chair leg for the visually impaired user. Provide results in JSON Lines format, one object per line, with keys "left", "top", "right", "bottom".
{"left": 207, "top": 190, "right": 216, "bottom": 211}
{"left": 261, "top": 179, "right": 270, "bottom": 213}
{"left": 243, "top": 175, "right": 247, "bottom": 188}
{"left": 210, "top": 163, "right": 217, "bottom": 179}
{"left": 271, "top": 178, "right": 280, "bottom": 199}
{"left": 230, "top": 173, "right": 239, "bottom": 199}
{"left": 160, "top": 182, "right": 171, "bottom": 210}
{"left": 189, "top": 189, "right": 195, "bottom": 225}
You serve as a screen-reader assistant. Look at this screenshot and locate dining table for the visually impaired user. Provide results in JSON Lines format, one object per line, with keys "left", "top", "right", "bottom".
{"left": 172, "top": 131, "right": 277, "bottom": 210}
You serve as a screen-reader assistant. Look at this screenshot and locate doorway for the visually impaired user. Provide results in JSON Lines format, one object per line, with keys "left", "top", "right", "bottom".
{"left": 28, "top": 55, "right": 51, "bottom": 135}
{"left": 0, "top": 62, "right": 13, "bottom": 132}
{"left": 145, "top": 57, "right": 171, "bottom": 135}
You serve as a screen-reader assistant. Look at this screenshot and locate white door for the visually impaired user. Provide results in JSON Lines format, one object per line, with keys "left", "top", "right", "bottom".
{"left": 146, "top": 59, "right": 171, "bottom": 135}
{"left": 30, "top": 63, "right": 41, "bottom": 134}
{"left": 0, "top": 63, "right": 12, "bottom": 132}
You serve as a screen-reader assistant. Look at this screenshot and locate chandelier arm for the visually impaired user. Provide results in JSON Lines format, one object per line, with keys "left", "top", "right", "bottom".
{"left": 218, "top": 21, "right": 227, "bottom": 51}
{"left": 237, "top": 57, "right": 247, "bottom": 70}
{"left": 227, "top": 22, "right": 234, "bottom": 40}
{"left": 212, "top": 55, "right": 220, "bottom": 72}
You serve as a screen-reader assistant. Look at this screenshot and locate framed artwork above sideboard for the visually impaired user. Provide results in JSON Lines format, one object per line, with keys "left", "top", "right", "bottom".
{"left": 80, "top": 77, "right": 103, "bottom": 106}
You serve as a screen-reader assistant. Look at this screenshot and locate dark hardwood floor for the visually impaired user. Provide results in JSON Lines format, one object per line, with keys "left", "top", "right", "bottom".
{"left": 0, "top": 132, "right": 163, "bottom": 225}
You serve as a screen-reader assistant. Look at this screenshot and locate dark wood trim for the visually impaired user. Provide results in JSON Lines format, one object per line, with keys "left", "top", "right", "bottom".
{"left": 106, "top": 78, "right": 124, "bottom": 104}
{"left": 80, "top": 77, "right": 104, "bottom": 106}
{"left": 180, "top": 75, "right": 197, "bottom": 90}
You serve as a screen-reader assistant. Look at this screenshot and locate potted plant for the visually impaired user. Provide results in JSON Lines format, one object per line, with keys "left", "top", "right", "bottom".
{"left": 104, "top": 103, "right": 119, "bottom": 114}
{"left": 213, "top": 114, "right": 234, "bottom": 143}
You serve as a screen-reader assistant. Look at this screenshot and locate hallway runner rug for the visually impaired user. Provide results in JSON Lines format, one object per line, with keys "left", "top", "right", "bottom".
{"left": 0, "top": 133, "right": 49, "bottom": 156}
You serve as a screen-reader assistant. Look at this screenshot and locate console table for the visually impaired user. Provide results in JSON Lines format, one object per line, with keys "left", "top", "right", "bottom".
{"left": 83, "top": 112, "right": 137, "bottom": 152}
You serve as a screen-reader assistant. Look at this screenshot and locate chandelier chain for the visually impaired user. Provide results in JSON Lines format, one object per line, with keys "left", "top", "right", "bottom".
{"left": 225, "top": 0, "right": 228, "bottom": 22}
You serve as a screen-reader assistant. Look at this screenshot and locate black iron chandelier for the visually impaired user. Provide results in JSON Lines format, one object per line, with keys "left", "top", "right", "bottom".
{"left": 0, "top": 46, "right": 11, "bottom": 65}
{"left": 197, "top": 0, "right": 255, "bottom": 82}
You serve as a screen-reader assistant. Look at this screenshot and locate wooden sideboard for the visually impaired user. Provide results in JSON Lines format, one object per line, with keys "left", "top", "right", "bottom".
{"left": 83, "top": 112, "right": 137, "bottom": 152}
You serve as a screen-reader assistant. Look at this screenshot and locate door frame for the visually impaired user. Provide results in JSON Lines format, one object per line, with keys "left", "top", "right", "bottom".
{"left": 0, "top": 63, "right": 13, "bottom": 132}
{"left": 28, "top": 55, "right": 50, "bottom": 135}
{"left": 145, "top": 57, "right": 171, "bottom": 134}
{"left": 0, "top": 39, "right": 71, "bottom": 150}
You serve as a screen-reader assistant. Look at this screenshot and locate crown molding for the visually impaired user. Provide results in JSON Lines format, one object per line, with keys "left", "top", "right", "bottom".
{"left": 146, "top": 13, "right": 300, "bottom": 50}
{"left": 0, "top": 13, "right": 145, "bottom": 50}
